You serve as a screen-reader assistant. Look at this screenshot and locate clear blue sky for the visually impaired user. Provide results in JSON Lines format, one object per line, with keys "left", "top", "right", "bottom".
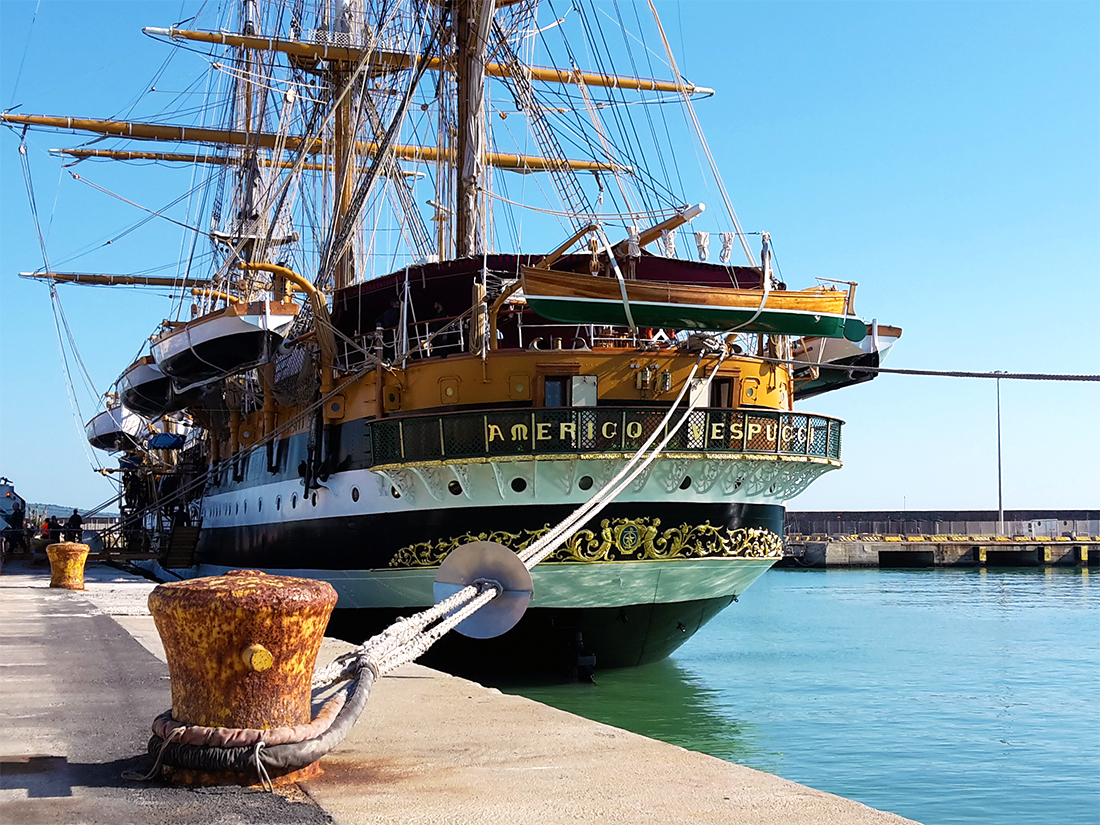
{"left": 1, "top": 1, "right": 1097, "bottom": 512}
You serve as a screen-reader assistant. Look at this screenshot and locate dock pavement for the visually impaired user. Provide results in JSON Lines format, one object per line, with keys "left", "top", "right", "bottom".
{"left": 0, "top": 560, "right": 918, "bottom": 825}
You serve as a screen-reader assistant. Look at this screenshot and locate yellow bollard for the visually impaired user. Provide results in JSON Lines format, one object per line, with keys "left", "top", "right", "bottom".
{"left": 46, "top": 542, "right": 90, "bottom": 590}
{"left": 147, "top": 569, "right": 338, "bottom": 786}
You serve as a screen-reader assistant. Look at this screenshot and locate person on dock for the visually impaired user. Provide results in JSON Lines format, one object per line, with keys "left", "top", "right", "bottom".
{"left": 65, "top": 509, "right": 83, "bottom": 542}
{"left": 47, "top": 516, "right": 62, "bottom": 544}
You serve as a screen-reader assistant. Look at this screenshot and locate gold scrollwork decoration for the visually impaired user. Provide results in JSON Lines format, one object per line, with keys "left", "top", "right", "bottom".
{"left": 388, "top": 518, "right": 782, "bottom": 568}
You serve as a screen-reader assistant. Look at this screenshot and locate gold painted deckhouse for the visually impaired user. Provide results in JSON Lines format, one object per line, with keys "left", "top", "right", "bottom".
{"left": 7, "top": 0, "right": 897, "bottom": 674}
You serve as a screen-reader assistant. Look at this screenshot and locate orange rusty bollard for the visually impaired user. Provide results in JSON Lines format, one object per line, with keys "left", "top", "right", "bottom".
{"left": 46, "top": 542, "right": 91, "bottom": 590}
{"left": 147, "top": 569, "right": 338, "bottom": 786}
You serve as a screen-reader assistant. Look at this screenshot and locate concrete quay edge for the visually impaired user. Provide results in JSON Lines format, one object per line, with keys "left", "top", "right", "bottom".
{"left": 0, "top": 560, "right": 919, "bottom": 824}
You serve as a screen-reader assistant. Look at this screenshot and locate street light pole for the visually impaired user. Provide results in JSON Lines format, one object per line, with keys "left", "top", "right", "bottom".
{"left": 996, "top": 371, "right": 1004, "bottom": 536}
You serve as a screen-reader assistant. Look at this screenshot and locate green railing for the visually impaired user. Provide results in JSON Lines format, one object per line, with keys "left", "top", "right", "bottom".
{"left": 369, "top": 407, "right": 842, "bottom": 466}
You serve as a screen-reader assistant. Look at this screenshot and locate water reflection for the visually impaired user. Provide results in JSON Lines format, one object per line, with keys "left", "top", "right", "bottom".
{"left": 495, "top": 657, "right": 770, "bottom": 767}
{"left": 496, "top": 567, "right": 1098, "bottom": 825}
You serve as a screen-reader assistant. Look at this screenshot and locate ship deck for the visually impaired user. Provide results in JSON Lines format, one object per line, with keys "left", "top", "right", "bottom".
{"left": 0, "top": 559, "right": 914, "bottom": 825}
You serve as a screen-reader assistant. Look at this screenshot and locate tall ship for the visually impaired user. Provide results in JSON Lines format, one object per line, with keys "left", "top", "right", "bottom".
{"left": 5, "top": 0, "right": 897, "bottom": 674}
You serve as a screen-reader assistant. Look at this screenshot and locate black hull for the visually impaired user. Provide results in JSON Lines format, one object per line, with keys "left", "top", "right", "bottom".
{"left": 325, "top": 595, "right": 738, "bottom": 675}
{"left": 158, "top": 329, "right": 281, "bottom": 388}
{"left": 121, "top": 378, "right": 196, "bottom": 418}
{"left": 195, "top": 501, "right": 785, "bottom": 569}
{"left": 794, "top": 351, "right": 881, "bottom": 400}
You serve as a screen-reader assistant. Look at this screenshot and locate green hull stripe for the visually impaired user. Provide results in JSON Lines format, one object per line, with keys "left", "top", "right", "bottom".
{"left": 527, "top": 295, "right": 851, "bottom": 337}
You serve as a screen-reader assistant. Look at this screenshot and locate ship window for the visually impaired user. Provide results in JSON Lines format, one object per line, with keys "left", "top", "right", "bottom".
{"left": 511, "top": 478, "right": 527, "bottom": 493}
{"left": 679, "top": 476, "right": 692, "bottom": 491}
{"left": 235, "top": 502, "right": 239, "bottom": 515}
{"left": 291, "top": 494, "right": 297, "bottom": 509}
{"left": 391, "top": 486, "right": 401, "bottom": 499}
{"left": 351, "top": 487, "right": 360, "bottom": 502}
{"left": 578, "top": 476, "right": 593, "bottom": 491}
{"left": 448, "top": 481, "right": 462, "bottom": 496}
{"left": 544, "top": 377, "right": 569, "bottom": 407}
{"left": 276, "top": 496, "right": 281, "bottom": 511}
{"left": 311, "top": 492, "right": 318, "bottom": 507}
{"left": 710, "top": 379, "right": 733, "bottom": 408}
{"left": 257, "top": 498, "right": 262, "bottom": 513}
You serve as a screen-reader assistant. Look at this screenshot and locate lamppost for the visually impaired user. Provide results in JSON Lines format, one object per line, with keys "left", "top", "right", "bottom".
{"left": 995, "top": 371, "right": 1005, "bottom": 536}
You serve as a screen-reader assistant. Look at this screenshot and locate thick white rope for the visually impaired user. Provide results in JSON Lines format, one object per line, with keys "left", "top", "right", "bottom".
{"left": 314, "top": 340, "right": 729, "bottom": 685}
{"left": 521, "top": 347, "right": 727, "bottom": 569}
{"left": 517, "top": 347, "right": 716, "bottom": 567}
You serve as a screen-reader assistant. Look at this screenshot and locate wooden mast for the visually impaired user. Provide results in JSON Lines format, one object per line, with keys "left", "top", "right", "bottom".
{"left": 454, "top": 0, "right": 496, "bottom": 258}
{"left": 329, "top": 0, "right": 356, "bottom": 290}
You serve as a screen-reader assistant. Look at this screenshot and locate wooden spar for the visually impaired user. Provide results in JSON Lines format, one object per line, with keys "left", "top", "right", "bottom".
{"left": 52, "top": 148, "right": 427, "bottom": 177}
{"left": 143, "top": 27, "right": 715, "bottom": 96}
{"left": 52, "top": 148, "right": 332, "bottom": 170}
{"left": 2, "top": 114, "right": 623, "bottom": 173}
{"left": 19, "top": 271, "right": 212, "bottom": 288}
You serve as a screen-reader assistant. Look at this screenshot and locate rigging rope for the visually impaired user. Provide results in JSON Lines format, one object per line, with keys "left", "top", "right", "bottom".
{"left": 766, "top": 357, "right": 1100, "bottom": 382}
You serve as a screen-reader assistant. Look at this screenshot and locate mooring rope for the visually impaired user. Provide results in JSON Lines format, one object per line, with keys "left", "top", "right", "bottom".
{"left": 135, "top": 336, "right": 735, "bottom": 786}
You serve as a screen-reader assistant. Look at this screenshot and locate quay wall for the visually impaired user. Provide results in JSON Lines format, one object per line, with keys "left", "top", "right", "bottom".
{"left": 782, "top": 539, "right": 1097, "bottom": 568}
{"left": 786, "top": 509, "right": 1099, "bottom": 539}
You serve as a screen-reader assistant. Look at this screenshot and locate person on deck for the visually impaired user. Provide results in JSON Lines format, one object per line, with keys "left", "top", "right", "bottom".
{"left": 65, "top": 509, "right": 83, "bottom": 542}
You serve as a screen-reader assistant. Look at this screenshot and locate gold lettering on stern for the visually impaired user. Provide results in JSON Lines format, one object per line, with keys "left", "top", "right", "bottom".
{"left": 602, "top": 421, "right": 617, "bottom": 439}
{"left": 536, "top": 422, "right": 553, "bottom": 441}
{"left": 511, "top": 423, "right": 529, "bottom": 441}
{"left": 487, "top": 424, "right": 505, "bottom": 443}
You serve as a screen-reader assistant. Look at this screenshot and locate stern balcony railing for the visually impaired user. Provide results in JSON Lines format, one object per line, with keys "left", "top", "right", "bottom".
{"left": 368, "top": 407, "right": 842, "bottom": 468}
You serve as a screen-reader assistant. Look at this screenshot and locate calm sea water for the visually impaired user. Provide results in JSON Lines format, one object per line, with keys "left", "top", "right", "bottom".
{"left": 503, "top": 568, "right": 1100, "bottom": 825}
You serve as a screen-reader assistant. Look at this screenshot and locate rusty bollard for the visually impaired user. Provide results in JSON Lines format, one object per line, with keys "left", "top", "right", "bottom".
{"left": 46, "top": 542, "right": 91, "bottom": 590}
{"left": 147, "top": 570, "right": 338, "bottom": 786}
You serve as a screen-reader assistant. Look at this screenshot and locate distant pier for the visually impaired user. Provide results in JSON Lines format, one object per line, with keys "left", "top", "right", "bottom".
{"left": 783, "top": 509, "right": 1099, "bottom": 568}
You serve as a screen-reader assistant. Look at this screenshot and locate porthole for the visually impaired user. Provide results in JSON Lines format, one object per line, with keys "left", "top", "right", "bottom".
{"left": 258, "top": 498, "right": 263, "bottom": 513}
{"left": 351, "top": 487, "right": 360, "bottom": 502}
{"left": 292, "top": 493, "right": 298, "bottom": 509}
{"left": 391, "top": 486, "right": 401, "bottom": 498}
{"left": 679, "top": 476, "right": 692, "bottom": 491}
{"left": 243, "top": 501, "right": 247, "bottom": 514}
{"left": 235, "top": 502, "right": 239, "bottom": 515}
{"left": 276, "top": 496, "right": 282, "bottom": 511}
{"left": 448, "top": 480, "right": 462, "bottom": 496}
{"left": 578, "top": 476, "right": 594, "bottom": 491}
{"left": 511, "top": 477, "right": 527, "bottom": 493}
{"left": 311, "top": 492, "right": 318, "bottom": 507}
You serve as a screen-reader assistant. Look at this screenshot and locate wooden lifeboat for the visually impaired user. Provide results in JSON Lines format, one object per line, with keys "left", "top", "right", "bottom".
{"left": 521, "top": 267, "right": 867, "bottom": 340}
{"left": 118, "top": 356, "right": 198, "bottom": 417}
{"left": 792, "top": 321, "right": 902, "bottom": 400}
{"left": 85, "top": 403, "right": 148, "bottom": 453}
{"left": 151, "top": 300, "right": 299, "bottom": 392}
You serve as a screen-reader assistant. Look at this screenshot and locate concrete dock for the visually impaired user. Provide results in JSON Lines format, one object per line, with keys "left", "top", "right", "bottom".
{"left": 1, "top": 560, "right": 918, "bottom": 825}
{"left": 783, "top": 536, "right": 1098, "bottom": 568}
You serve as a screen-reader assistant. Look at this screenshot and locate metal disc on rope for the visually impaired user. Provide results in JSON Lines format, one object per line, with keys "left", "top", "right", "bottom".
{"left": 433, "top": 541, "right": 533, "bottom": 639}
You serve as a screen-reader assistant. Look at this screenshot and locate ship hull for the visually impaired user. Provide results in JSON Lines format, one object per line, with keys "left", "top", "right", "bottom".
{"left": 188, "top": 437, "right": 809, "bottom": 672}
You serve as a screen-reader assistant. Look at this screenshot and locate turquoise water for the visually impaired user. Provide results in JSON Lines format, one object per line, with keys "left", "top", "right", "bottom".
{"left": 505, "top": 568, "right": 1100, "bottom": 825}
